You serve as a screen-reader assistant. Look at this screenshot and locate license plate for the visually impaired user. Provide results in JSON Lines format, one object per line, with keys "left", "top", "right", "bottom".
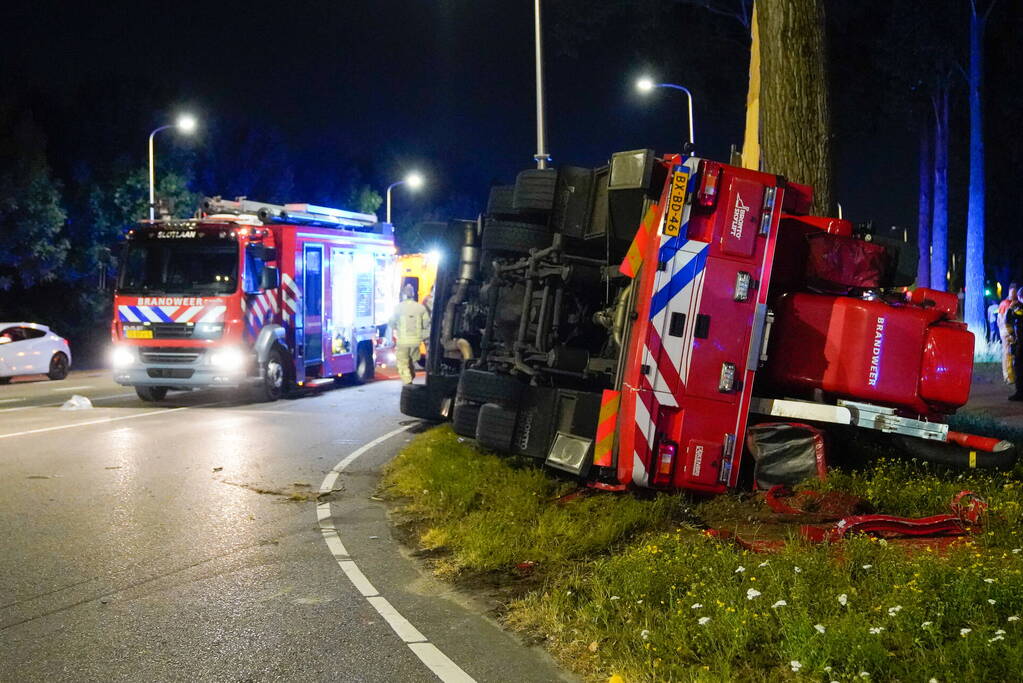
{"left": 125, "top": 329, "right": 153, "bottom": 339}
{"left": 663, "top": 170, "right": 689, "bottom": 237}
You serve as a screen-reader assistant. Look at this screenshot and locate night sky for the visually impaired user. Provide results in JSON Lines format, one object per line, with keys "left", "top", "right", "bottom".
{"left": 3, "top": 0, "right": 1022, "bottom": 266}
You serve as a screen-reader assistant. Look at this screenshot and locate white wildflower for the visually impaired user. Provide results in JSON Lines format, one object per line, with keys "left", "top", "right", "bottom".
{"left": 790, "top": 660, "right": 802, "bottom": 672}
{"left": 772, "top": 600, "right": 787, "bottom": 609}
{"left": 869, "top": 627, "right": 884, "bottom": 635}
{"left": 636, "top": 599, "right": 643, "bottom": 604}
{"left": 815, "top": 624, "right": 827, "bottom": 634}
{"left": 691, "top": 603, "right": 703, "bottom": 609}
{"left": 860, "top": 672, "right": 871, "bottom": 679}
{"left": 566, "top": 590, "right": 572, "bottom": 595}
{"left": 888, "top": 605, "right": 903, "bottom": 616}
{"left": 1012, "top": 548, "right": 1021, "bottom": 554}
{"left": 758, "top": 560, "right": 770, "bottom": 567}
{"left": 640, "top": 629, "right": 650, "bottom": 640}
{"left": 610, "top": 595, "right": 620, "bottom": 601}
{"left": 746, "top": 588, "right": 762, "bottom": 600}
{"left": 989, "top": 599, "right": 997, "bottom": 605}
{"left": 734, "top": 565, "right": 746, "bottom": 574}
{"left": 862, "top": 564, "right": 873, "bottom": 570}
{"left": 793, "top": 566, "right": 802, "bottom": 574}
{"left": 824, "top": 666, "right": 832, "bottom": 673}
{"left": 960, "top": 628, "right": 972, "bottom": 637}
{"left": 984, "top": 578, "right": 996, "bottom": 584}
{"left": 989, "top": 635, "right": 1005, "bottom": 643}
{"left": 996, "top": 629, "right": 1007, "bottom": 635}
{"left": 838, "top": 593, "right": 848, "bottom": 606}
{"left": 929, "top": 679, "right": 938, "bottom": 683}
{"left": 1009, "top": 616, "right": 1020, "bottom": 622}
{"left": 698, "top": 616, "right": 711, "bottom": 626}
{"left": 921, "top": 621, "right": 933, "bottom": 628}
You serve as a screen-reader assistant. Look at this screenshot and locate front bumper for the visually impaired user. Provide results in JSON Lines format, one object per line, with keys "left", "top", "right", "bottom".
{"left": 112, "top": 347, "right": 258, "bottom": 390}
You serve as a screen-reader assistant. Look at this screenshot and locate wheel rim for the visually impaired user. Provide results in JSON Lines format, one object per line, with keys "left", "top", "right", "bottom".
{"left": 266, "top": 359, "right": 284, "bottom": 391}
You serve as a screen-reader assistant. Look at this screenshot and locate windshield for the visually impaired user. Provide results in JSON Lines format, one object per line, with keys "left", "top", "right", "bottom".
{"left": 117, "top": 237, "right": 239, "bottom": 295}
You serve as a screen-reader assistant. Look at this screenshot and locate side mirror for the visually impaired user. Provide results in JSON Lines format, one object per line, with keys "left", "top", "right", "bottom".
{"left": 261, "top": 266, "right": 280, "bottom": 290}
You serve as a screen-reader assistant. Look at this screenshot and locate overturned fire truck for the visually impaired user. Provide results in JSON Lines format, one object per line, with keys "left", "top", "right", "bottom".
{"left": 111, "top": 198, "right": 396, "bottom": 402}
{"left": 400, "top": 150, "right": 1017, "bottom": 493}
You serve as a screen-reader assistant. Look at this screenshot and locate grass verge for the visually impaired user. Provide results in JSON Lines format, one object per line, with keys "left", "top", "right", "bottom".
{"left": 382, "top": 426, "right": 1023, "bottom": 682}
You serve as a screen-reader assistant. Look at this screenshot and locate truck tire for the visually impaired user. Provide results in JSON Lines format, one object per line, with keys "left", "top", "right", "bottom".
{"left": 349, "top": 342, "right": 375, "bottom": 384}
{"left": 452, "top": 400, "right": 482, "bottom": 438}
{"left": 475, "top": 402, "right": 519, "bottom": 453}
{"left": 513, "top": 169, "right": 557, "bottom": 212}
{"left": 486, "top": 185, "right": 517, "bottom": 215}
{"left": 135, "top": 386, "right": 168, "bottom": 402}
{"left": 0, "top": 377, "right": 10, "bottom": 385}
{"left": 481, "top": 222, "right": 552, "bottom": 255}
{"left": 47, "top": 352, "right": 69, "bottom": 380}
{"left": 258, "top": 348, "right": 289, "bottom": 402}
{"left": 457, "top": 369, "right": 524, "bottom": 405}
{"left": 400, "top": 384, "right": 444, "bottom": 421}
{"left": 890, "top": 434, "right": 1019, "bottom": 470}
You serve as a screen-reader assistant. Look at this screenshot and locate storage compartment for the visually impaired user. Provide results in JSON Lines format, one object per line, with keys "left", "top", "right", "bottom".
{"left": 764, "top": 293, "right": 970, "bottom": 416}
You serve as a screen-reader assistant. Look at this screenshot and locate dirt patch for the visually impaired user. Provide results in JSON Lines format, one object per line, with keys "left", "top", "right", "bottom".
{"left": 221, "top": 480, "right": 336, "bottom": 502}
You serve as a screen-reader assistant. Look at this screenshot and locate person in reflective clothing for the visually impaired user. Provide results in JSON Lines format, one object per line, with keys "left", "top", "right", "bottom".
{"left": 391, "top": 283, "right": 430, "bottom": 384}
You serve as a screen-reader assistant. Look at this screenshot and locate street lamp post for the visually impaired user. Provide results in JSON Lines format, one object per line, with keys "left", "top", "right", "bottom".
{"left": 385, "top": 172, "right": 424, "bottom": 224}
{"left": 636, "top": 77, "right": 696, "bottom": 151}
{"left": 148, "top": 114, "right": 197, "bottom": 220}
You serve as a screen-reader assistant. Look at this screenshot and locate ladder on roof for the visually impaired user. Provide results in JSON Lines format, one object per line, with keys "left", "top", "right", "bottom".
{"left": 200, "top": 196, "right": 381, "bottom": 230}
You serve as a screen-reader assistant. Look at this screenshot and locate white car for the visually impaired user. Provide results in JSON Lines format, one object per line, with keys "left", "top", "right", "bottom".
{"left": 0, "top": 322, "right": 72, "bottom": 383}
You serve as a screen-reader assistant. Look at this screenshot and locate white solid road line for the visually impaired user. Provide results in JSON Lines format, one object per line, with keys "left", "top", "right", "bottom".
{"left": 0, "top": 398, "right": 25, "bottom": 404}
{"left": 50, "top": 385, "right": 94, "bottom": 392}
{"left": 0, "top": 405, "right": 198, "bottom": 440}
{"left": 318, "top": 425, "right": 476, "bottom": 683}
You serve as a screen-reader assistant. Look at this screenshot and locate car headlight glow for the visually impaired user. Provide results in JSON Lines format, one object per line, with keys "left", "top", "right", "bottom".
{"left": 209, "top": 347, "right": 246, "bottom": 371}
{"left": 110, "top": 346, "right": 135, "bottom": 368}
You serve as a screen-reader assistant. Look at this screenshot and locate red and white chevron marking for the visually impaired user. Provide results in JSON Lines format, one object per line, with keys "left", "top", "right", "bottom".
{"left": 280, "top": 273, "right": 300, "bottom": 323}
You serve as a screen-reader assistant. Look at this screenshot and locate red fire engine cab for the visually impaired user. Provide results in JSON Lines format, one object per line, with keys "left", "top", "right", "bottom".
{"left": 111, "top": 198, "right": 397, "bottom": 402}
{"left": 403, "top": 149, "right": 1016, "bottom": 494}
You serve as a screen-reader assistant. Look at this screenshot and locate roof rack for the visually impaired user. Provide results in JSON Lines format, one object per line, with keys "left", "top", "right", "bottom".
{"left": 200, "top": 196, "right": 383, "bottom": 232}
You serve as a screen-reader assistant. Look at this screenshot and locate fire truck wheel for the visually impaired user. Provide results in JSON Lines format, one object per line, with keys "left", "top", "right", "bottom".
{"left": 457, "top": 369, "right": 524, "bottom": 405}
{"left": 481, "top": 221, "right": 552, "bottom": 255}
{"left": 890, "top": 434, "right": 1019, "bottom": 470}
{"left": 135, "top": 385, "right": 168, "bottom": 402}
{"left": 475, "top": 403, "right": 518, "bottom": 453}
{"left": 351, "top": 342, "right": 375, "bottom": 384}
{"left": 399, "top": 384, "right": 443, "bottom": 421}
{"left": 0, "top": 377, "right": 11, "bottom": 385}
{"left": 512, "top": 168, "right": 557, "bottom": 212}
{"left": 452, "top": 400, "right": 482, "bottom": 438}
{"left": 259, "top": 348, "right": 290, "bottom": 402}
{"left": 47, "top": 352, "right": 69, "bottom": 380}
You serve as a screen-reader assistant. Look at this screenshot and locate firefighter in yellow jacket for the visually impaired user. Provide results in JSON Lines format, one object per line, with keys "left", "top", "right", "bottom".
{"left": 391, "top": 284, "right": 430, "bottom": 384}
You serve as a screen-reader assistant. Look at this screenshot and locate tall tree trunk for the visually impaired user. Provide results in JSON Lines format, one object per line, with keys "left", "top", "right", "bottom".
{"left": 758, "top": 0, "right": 834, "bottom": 216}
{"left": 930, "top": 87, "right": 950, "bottom": 292}
{"left": 964, "top": 1, "right": 988, "bottom": 337}
{"left": 917, "top": 123, "right": 933, "bottom": 288}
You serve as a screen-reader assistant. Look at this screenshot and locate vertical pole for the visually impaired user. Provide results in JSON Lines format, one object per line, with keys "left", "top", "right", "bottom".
{"left": 533, "top": 0, "right": 551, "bottom": 169}
{"left": 386, "top": 184, "right": 395, "bottom": 224}
{"left": 148, "top": 130, "right": 157, "bottom": 221}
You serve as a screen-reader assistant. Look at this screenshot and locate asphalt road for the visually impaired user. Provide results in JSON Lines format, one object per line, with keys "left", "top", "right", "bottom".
{"left": 0, "top": 371, "right": 570, "bottom": 682}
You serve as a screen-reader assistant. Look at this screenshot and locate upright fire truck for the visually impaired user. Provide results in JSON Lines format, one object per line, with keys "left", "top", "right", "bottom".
{"left": 401, "top": 150, "right": 1017, "bottom": 493}
{"left": 111, "top": 198, "right": 397, "bottom": 402}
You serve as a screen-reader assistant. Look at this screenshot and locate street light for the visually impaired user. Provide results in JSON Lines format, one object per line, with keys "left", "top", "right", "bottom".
{"left": 635, "top": 76, "right": 695, "bottom": 151}
{"left": 385, "top": 171, "right": 424, "bottom": 224}
{"left": 148, "top": 113, "right": 198, "bottom": 220}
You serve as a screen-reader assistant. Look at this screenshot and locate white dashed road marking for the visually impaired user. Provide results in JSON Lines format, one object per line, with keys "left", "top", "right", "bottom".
{"left": 0, "top": 398, "right": 25, "bottom": 404}
{"left": 51, "top": 385, "right": 93, "bottom": 392}
{"left": 318, "top": 425, "right": 475, "bottom": 683}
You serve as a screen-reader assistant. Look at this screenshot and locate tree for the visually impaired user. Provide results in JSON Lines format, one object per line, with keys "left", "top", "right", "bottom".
{"left": 755, "top": 0, "right": 834, "bottom": 215}
{"left": 930, "top": 82, "right": 952, "bottom": 291}
{"left": 917, "top": 122, "right": 933, "bottom": 288}
{"left": 348, "top": 184, "right": 383, "bottom": 215}
{"left": 963, "top": 0, "right": 997, "bottom": 338}
{"left": 0, "top": 103, "right": 69, "bottom": 290}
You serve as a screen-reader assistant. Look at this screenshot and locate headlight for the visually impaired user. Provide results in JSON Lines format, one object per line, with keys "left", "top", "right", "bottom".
{"left": 209, "top": 347, "right": 246, "bottom": 371}
{"left": 110, "top": 346, "right": 135, "bottom": 368}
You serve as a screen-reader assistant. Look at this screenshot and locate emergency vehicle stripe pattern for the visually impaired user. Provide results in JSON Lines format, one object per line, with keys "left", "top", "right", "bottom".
{"left": 244, "top": 290, "right": 280, "bottom": 340}
{"left": 118, "top": 303, "right": 227, "bottom": 324}
{"left": 593, "top": 390, "right": 621, "bottom": 467}
{"left": 632, "top": 158, "right": 705, "bottom": 482}
{"left": 280, "top": 273, "right": 300, "bottom": 323}
{"left": 620, "top": 200, "right": 667, "bottom": 278}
